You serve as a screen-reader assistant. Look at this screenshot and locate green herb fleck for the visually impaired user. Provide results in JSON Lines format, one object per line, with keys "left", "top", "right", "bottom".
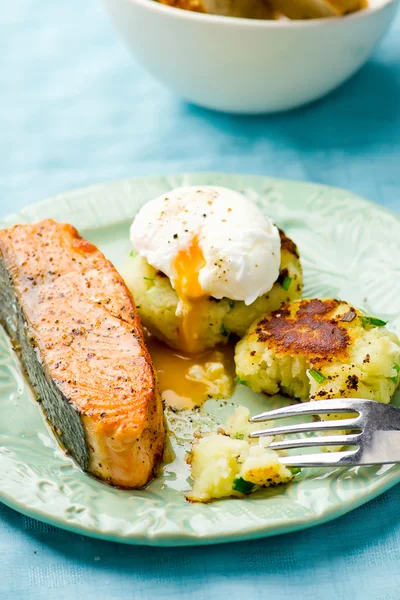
{"left": 220, "top": 324, "right": 229, "bottom": 337}
{"left": 143, "top": 277, "right": 155, "bottom": 282}
{"left": 391, "top": 363, "right": 400, "bottom": 384}
{"left": 289, "top": 467, "right": 302, "bottom": 475}
{"left": 235, "top": 433, "right": 245, "bottom": 440}
{"left": 361, "top": 316, "right": 388, "bottom": 328}
{"left": 129, "top": 250, "right": 137, "bottom": 258}
{"left": 235, "top": 376, "right": 248, "bottom": 386}
{"left": 232, "top": 477, "right": 256, "bottom": 494}
{"left": 281, "top": 276, "right": 292, "bottom": 291}
{"left": 173, "top": 233, "right": 178, "bottom": 239}
{"left": 229, "top": 300, "right": 235, "bottom": 309}
{"left": 309, "top": 369, "right": 327, "bottom": 384}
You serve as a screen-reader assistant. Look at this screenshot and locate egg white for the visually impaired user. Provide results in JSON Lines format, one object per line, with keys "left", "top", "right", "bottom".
{"left": 130, "top": 186, "right": 281, "bottom": 305}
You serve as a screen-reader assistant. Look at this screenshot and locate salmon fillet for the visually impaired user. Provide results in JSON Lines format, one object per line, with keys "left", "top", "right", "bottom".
{"left": 0, "top": 219, "right": 165, "bottom": 488}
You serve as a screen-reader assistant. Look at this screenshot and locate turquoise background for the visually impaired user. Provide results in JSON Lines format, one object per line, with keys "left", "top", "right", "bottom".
{"left": 1, "top": 1, "right": 400, "bottom": 598}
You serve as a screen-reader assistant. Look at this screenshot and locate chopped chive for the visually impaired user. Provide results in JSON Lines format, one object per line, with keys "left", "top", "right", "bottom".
{"left": 309, "top": 368, "right": 327, "bottom": 384}
{"left": 369, "top": 317, "right": 388, "bottom": 326}
{"left": 129, "top": 250, "right": 137, "bottom": 258}
{"left": 220, "top": 324, "right": 229, "bottom": 337}
{"left": 281, "top": 276, "right": 292, "bottom": 291}
{"left": 289, "top": 467, "right": 302, "bottom": 475}
{"left": 229, "top": 300, "right": 235, "bottom": 309}
{"left": 143, "top": 277, "right": 155, "bottom": 282}
{"left": 361, "top": 316, "right": 388, "bottom": 328}
{"left": 391, "top": 363, "right": 400, "bottom": 384}
{"left": 235, "top": 376, "right": 248, "bottom": 386}
{"left": 235, "top": 433, "right": 244, "bottom": 440}
{"left": 232, "top": 477, "right": 256, "bottom": 494}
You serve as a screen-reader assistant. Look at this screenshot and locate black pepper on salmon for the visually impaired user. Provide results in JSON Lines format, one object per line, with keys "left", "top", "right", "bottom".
{"left": 0, "top": 219, "right": 165, "bottom": 488}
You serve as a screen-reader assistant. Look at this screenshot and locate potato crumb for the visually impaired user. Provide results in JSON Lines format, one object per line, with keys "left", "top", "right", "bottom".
{"left": 186, "top": 407, "right": 294, "bottom": 503}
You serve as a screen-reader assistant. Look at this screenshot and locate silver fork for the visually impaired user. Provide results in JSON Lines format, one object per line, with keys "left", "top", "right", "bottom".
{"left": 249, "top": 398, "right": 400, "bottom": 468}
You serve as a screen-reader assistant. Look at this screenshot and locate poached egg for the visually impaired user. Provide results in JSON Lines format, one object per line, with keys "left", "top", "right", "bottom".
{"left": 130, "top": 186, "right": 281, "bottom": 353}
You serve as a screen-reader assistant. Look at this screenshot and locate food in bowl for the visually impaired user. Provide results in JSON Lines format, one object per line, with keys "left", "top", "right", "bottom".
{"left": 159, "top": 0, "right": 275, "bottom": 17}
{"left": 186, "top": 406, "right": 295, "bottom": 502}
{"left": 270, "top": 0, "right": 365, "bottom": 18}
{"left": 124, "top": 186, "right": 303, "bottom": 353}
{"left": 105, "top": 0, "right": 398, "bottom": 114}
{"left": 0, "top": 219, "right": 165, "bottom": 488}
{"left": 158, "top": 0, "right": 365, "bottom": 18}
{"left": 235, "top": 298, "right": 400, "bottom": 403}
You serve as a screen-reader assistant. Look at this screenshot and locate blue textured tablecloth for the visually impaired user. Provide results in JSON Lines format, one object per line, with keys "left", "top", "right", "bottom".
{"left": 1, "top": 2, "right": 400, "bottom": 598}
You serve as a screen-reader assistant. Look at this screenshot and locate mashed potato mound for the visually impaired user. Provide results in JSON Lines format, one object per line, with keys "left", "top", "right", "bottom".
{"left": 186, "top": 406, "right": 294, "bottom": 503}
{"left": 123, "top": 230, "right": 302, "bottom": 352}
{"left": 235, "top": 299, "right": 400, "bottom": 404}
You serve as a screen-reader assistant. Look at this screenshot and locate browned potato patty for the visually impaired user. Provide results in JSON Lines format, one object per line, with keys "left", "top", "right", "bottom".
{"left": 235, "top": 298, "right": 400, "bottom": 403}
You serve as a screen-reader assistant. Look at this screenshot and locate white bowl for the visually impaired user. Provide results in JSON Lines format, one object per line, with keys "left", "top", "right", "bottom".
{"left": 104, "top": 0, "right": 399, "bottom": 114}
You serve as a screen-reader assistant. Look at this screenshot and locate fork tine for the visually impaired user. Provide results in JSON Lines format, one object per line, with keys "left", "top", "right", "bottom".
{"left": 279, "top": 449, "right": 359, "bottom": 468}
{"left": 268, "top": 433, "right": 362, "bottom": 451}
{"left": 248, "top": 417, "right": 361, "bottom": 438}
{"left": 250, "top": 399, "right": 361, "bottom": 423}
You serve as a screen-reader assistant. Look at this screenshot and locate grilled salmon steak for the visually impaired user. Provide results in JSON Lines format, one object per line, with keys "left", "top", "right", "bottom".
{"left": 0, "top": 219, "right": 165, "bottom": 488}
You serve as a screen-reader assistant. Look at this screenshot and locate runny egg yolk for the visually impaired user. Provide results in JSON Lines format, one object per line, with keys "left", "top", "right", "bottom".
{"left": 146, "top": 333, "right": 235, "bottom": 410}
{"left": 172, "top": 236, "right": 208, "bottom": 353}
{"left": 146, "top": 237, "right": 235, "bottom": 409}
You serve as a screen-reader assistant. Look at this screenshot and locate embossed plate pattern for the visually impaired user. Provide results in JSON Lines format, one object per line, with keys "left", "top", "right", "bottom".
{"left": 0, "top": 173, "right": 399, "bottom": 546}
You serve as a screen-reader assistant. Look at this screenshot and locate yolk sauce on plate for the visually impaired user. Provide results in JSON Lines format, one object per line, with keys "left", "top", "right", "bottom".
{"left": 147, "top": 236, "right": 235, "bottom": 409}
{"left": 146, "top": 334, "right": 235, "bottom": 410}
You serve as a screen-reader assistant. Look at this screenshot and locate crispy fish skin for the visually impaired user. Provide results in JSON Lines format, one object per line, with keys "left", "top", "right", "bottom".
{"left": 0, "top": 219, "right": 165, "bottom": 488}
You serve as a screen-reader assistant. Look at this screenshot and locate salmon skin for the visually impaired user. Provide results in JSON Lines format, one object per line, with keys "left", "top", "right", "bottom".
{"left": 0, "top": 219, "right": 165, "bottom": 488}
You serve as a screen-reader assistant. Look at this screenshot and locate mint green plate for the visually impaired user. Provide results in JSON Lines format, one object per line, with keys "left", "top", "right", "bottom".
{"left": 1, "top": 173, "right": 400, "bottom": 547}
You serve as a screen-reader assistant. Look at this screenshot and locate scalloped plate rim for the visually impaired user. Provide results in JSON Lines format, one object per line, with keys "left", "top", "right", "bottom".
{"left": 0, "top": 465, "right": 399, "bottom": 546}
{"left": 2, "top": 172, "right": 400, "bottom": 228}
{"left": 1, "top": 172, "right": 400, "bottom": 547}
